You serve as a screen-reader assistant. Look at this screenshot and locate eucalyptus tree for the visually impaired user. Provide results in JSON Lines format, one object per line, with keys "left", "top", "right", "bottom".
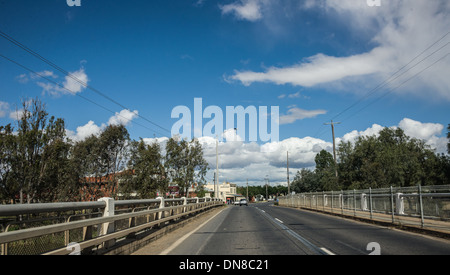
{"left": 123, "top": 139, "right": 167, "bottom": 199}
{"left": 165, "top": 137, "right": 208, "bottom": 197}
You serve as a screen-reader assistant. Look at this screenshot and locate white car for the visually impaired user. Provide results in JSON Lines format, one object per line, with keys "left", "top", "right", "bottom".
{"left": 239, "top": 199, "right": 248, "bottom": 206}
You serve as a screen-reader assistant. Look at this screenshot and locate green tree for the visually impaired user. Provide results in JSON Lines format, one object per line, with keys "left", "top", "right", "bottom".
{"left": 165, "top": 137, "right": 208, "bottom": 197}
{"left": 72, "top": 124, "right": 130, "bottom": 200}
{"left": 337, "top": 127, "right": 449, "bottom": 189}
{"left": 291, "top": 169, "right": 320, "bottom": 193}
{"left": 123, "top": 139, "right": 167, "bottom": 199}
{"left": 447, "top": 124, "right": 449, "bottom": 155}
{"left": 315, "top": 150, "right": 339, "bottom": 191}
{"left": 0, "top": 124, "right": 18, "bottom": 203}
{"left": 98, "top": 124, "right": 130, "bottom": 196}
{"left": 1, "top": 98, "right": 76, "bottom": 203}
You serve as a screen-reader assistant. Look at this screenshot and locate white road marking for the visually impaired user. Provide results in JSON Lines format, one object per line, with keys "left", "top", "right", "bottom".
{"left": 275, "top": 218, "right": 284, "bottom": 224}
{"left": 159, "top": 207, "right": 227, "bottom": 255}
{"left": 320, "top": 247, "right": 336, "bottom": 255}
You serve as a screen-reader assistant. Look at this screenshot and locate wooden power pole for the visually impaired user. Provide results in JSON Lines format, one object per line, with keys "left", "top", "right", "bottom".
{"left": 324, "top": 120, "right": 341, "bottom": 178}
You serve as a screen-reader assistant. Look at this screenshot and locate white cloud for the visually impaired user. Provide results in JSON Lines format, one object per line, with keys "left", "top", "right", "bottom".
{"left": 67, "top": 120, "right": 104, "bottom": 142}
{"left": 62, "top": 68, "right": 89, "bottom": 94}
{"left": 227, "top": 0, "right": 450, "bottom": 101}
{"left": 398, "top": 118, "right": 444, "bottom": 141}
{"left": 108, "top": 109, "right": 139, "bottom": 126}
{"left": 67, "top": 109, "right": 139, "bottom": 142}
{"left": 230, "top": 50, "right": 389, "bottom": 87}
{"left": 398, "top": 118, "right": 447, "bottom": 153}
{"left": 336, "top": 123, "right": 385, "bottom": 144}
{"left": 9, "top": 109, "right": 25, "bottom": 121}
{"left": 149, "top": 117, "right": 446, "bottom": 186}
{"left": 30, "top": 67, "right": 89, "bottom": 96}
{"left": 0, "top": 101, "right": 10, "bottom": 118}
{"left": 279, "top": 107, "right": 327, "bottom": 125}
{"left": 220, "top": 0, "right": 265, "bottom": 22}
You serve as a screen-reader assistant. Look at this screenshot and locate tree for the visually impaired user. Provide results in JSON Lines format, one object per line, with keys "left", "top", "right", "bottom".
{"left": 0, "top": 98, "right": 77, "bottom": 203}
{"left": 37, "top": 116, "right": 77, "bottom": 202}
{"left": 123, "top": 139, "right": 167, "bottom": 199}
{"left": 291, "top": 169, "right": 320, "bottom": 193}
{"left": 0, "top": 124, "right": 18, "bottom": 203}
{"left": 447, "top": 124, "right": 450, "bottom": 155}
{"left": 336, "top": 127, "right": 449, "bottom": 190}
{"left": 315, "top": 150, "right": 339, "bottom": 191}
{"left": 73, "top": 124, "right": 130, "bottom": 200}
{"left": 165, "top": 137, "right": 208, "bottom": 197}
{"left": 98, "top": 124, "right": 130, "bottom": 197}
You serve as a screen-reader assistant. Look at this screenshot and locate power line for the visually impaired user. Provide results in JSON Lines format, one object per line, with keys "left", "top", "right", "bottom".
{"left": 0, "top": 53, "right": 167, "bottom": 137}
{"left": 0, "top": 29, "right": 172, "bottom": 134}
{"left": 339, "top": 52, "right": 450, "bottom": 124}
{"left": 331, "top": 37, "right": 450, "bottom": 122}
{"left": 313, "top": 31, "right": 450, "bottom": 140}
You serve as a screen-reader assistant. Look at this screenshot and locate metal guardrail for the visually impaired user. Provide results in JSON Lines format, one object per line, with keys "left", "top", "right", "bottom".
{"left": 0, "top": 197, "right": 224, "bottom": 255}
{"left": 278, "top": 185, "right": 450, "bottom": 233}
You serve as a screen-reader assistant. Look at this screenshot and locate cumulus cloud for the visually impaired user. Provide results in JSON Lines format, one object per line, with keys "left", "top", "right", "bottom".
{"left": 67, "top": 109, "right": 139, "bottom": 142}
{"left": 145, "top": 117, "right": 447, "bottom": 186}
{"left": 0, "top": 101, "right": 9, "bottom": 118}
{"left": 61, "top": 68, "right": 89, "bottom": 94}
{"left": 67, "top": 120, "right": 103, "bottom": 142}
{"left": 279, "top": 107, "right": 327, "bottom": 125}
{"left": 227, "top": 0, "right": 450, "bottom": 100}
{"left": 220, "top": 0, "right": 265, "bottom": 21}
{"left": 20, "top": 66, "right": 90, "bottom": 96}
{"left": 108, "top": 109, "right": 139, "bottom": 126}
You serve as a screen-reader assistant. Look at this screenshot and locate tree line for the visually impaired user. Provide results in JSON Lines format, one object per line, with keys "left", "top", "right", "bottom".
{"left": 236, "top": 185, "right": 288, "bottom": 200}
{"left": 0, "top": 98, "right": 208, "bottom": 204}
{"left": 291, "top": 126, "right": 450, "bottom": 193}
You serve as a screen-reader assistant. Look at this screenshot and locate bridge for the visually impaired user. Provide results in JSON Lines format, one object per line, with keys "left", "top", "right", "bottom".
{"left": 1, "top": 184, "right": 450, "bottom": 257}
{"left": 0, "top": 197, "right": 223, "bottom": 255}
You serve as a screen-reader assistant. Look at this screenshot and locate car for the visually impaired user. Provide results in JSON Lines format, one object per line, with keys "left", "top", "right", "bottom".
{"left": 234, "top": 200, "right": 241, "bottom": 206}
{"left": 239, "top": 199, "right": 248, "bottom": 206}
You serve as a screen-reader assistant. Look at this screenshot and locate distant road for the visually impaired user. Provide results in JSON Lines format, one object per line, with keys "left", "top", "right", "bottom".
{"left": 164, "top": 202, "right": 450, "bottom": 255}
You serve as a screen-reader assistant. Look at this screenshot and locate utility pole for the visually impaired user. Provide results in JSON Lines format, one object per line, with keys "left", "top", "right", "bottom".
{"left": 324, "top": 120, "right": 341, "bottom": 178}
{"left": 265, "top": 175, "right": 269, "bottom": 201}
{"left": 287, "top": 151, "right": 290, "bottom": 195}
{"left": 215, "top": 136, "right": 219, "bottom": 199}
{"left": 246, "top": 179, "right": 249, "bottom": 201}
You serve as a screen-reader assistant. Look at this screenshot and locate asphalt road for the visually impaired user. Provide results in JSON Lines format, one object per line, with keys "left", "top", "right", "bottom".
{"left": 164, "top": 202, "right": 450, "bottom": 255}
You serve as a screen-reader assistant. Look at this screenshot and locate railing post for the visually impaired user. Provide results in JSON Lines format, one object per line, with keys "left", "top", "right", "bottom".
{"left": 98, "top": 197, "right": 115, "bottom": 248}
{"left": 395, "top": 193, "right": 404, "bottom": 215}
{"left": 361, "top": 193, "right": 367, "bottom": 211}
{"left": 390, "top": 186, "right": 395, "bottom": 223}
{"left": 369, "top": 187, "right": 373, "bottom": 220}
{"left": 157, "top": 197, "right": 165, "bottom": 220}
{"left": 418, "top": 185, "right": 425, "bottom": 228}
{"left": 331, "top": 191, "right": 334, "bottom": 213}
{"left": 182, "top": 197, "right": 187, "bottom": 213}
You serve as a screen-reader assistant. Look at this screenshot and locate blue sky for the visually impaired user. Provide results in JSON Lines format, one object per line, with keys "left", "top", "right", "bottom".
{"left": 1, "top": 0, "right": 449, "bottom": 185}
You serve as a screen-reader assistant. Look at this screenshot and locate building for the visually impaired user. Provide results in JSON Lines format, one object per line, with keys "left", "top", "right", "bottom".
{"left": 204, "top": 182, "right": 245, "bottom": 204}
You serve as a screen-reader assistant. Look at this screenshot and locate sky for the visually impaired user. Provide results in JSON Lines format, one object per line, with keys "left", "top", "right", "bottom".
{"left": 0, "top": 0, "right": 449, "bottom": 187}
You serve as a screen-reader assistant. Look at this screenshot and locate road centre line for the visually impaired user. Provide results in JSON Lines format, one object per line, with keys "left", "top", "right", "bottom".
{"left": 258, "top": 207, "right": 333, "bottom": 255}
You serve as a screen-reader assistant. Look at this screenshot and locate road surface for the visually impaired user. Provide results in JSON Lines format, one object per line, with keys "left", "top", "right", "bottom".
{"left": 160, "top": 202, "right": 450, "bottom": 255}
